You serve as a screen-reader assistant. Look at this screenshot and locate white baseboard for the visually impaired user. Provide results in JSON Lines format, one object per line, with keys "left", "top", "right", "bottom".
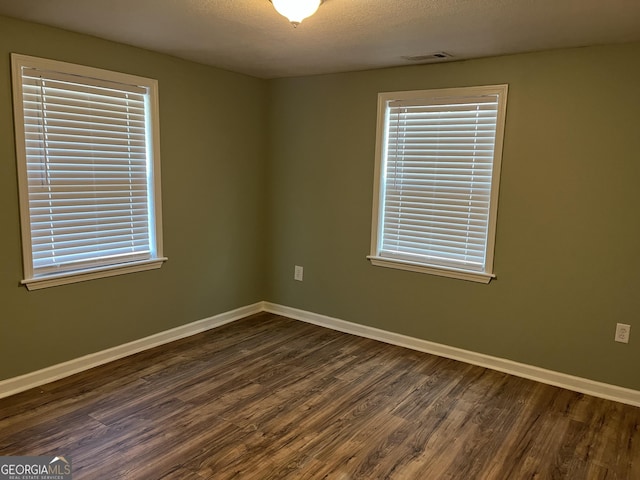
{"left": 0, "top": 302, "right": 263, "bottom": 399}
{"left": 263, "top": 302, "right": 640, "bottom": 408}
{"left": 3, "top": 300, "right": 639, "bottom": 408}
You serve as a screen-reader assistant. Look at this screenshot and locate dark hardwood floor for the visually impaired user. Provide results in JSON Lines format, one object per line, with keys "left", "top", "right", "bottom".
{"left": 0, "top": 312, "right": 638, "bottom": 479}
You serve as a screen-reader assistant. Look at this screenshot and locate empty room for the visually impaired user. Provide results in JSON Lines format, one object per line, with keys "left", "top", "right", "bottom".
{"left": 0, "top": 1, "right": 639, "bottom": 478}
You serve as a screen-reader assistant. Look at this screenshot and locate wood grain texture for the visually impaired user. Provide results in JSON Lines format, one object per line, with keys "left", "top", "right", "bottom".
{"left": 0, "top": 312, "right": 638, "bottom": 479}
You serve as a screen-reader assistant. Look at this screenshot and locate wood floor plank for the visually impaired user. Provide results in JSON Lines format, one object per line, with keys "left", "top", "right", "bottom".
{"left": 1, "top": 312, "right": 638, "bottom": 479}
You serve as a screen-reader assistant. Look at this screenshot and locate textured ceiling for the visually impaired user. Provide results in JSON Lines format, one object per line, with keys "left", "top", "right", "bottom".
{"left": 0, "top": 0, "right": 639, "bottom": 78}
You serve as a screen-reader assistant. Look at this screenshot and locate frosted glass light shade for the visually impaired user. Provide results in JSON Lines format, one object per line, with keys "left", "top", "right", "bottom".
{"left": 272, "top": 0, "right": 321, "bottom": 25}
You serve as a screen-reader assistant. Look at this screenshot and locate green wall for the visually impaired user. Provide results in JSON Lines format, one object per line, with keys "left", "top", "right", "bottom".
{"left": 266, "top": 43, "right": 640, "bottom": 390}
{"left": 0, "top": 16, "right": 268, "bottom": 380}
{"left": 2, "top": 13, "right": 639, "bottom": 392}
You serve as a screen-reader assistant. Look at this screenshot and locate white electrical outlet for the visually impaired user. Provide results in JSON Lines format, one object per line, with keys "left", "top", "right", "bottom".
{"left": 294, "top": 265, "right": 304, "bottom": 282}
{"left": 615, "top": 323, "right": 631, "bottom": 344}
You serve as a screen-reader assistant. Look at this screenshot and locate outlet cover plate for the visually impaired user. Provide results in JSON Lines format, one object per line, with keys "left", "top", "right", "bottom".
{"left": 615, "top": 323, "right": 631, "bottom": 343}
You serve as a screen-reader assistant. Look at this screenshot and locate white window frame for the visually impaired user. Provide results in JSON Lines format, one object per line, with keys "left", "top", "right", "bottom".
{"left": 11, "top": 54, "right": 166, "bottom": 290}
{"left": 368, "top": 85, "right": 508, "bottom": 284}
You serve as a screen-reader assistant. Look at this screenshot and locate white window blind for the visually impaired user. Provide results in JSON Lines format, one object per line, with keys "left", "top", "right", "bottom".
{"left": 370, "top": 86, "right": 508, "bottom": 283}
{"left": 12, "top": 54, "right": 165, "bottom": 289}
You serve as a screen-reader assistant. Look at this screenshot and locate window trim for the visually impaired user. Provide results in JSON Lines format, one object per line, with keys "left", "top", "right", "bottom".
{"left": 11, "top": 53, "right": 166, "bottom": 290}
{"left": 368, "top": 85, "right": 508, "bottom": 284}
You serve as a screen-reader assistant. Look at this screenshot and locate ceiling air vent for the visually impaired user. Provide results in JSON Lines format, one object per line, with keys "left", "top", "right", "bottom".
{"left": 402, "top": 52, "right": 453, "bottom": 62}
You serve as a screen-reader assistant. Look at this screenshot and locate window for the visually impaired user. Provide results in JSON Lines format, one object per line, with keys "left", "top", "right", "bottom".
{"left": 11, "top": 54, "right": 166, "bottom": 290}
{"left": 369, "top": 85, "right": 508, "bottom": 283}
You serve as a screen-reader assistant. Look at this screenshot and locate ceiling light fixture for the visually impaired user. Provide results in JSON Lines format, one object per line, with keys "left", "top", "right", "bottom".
{"left": 270, "top": 0, "right": 322, "bottom": 27}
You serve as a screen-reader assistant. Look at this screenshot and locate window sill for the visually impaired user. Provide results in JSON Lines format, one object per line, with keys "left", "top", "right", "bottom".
{"left": 21, "top": 257, "right": 168, "bottom": 291}
{"left": 367, "top": 256, "right": 494, "bottom": 284}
